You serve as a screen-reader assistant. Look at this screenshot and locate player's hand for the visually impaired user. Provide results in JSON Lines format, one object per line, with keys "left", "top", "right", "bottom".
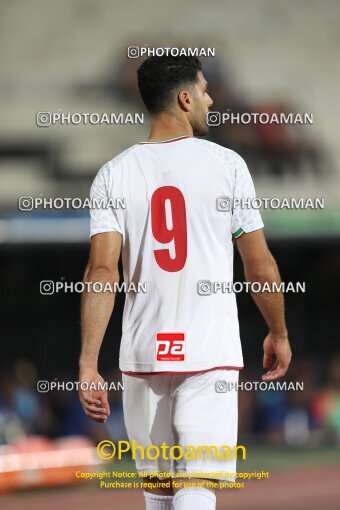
{"left": 262, "top": 332, "right": 292, "bottom": 381}
{"left": 78, "top": 366, "right": 110, "bottom": 422}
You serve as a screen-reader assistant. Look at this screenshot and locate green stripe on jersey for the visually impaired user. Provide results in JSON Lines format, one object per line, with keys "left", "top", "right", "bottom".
{"left": 232, "top": 228, "right": 244, "bottom": 239}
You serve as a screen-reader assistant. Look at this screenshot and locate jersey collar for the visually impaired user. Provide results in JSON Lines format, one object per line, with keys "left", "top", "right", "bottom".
{"left": 138, "top": 134, "right": 190, "bottom": 145}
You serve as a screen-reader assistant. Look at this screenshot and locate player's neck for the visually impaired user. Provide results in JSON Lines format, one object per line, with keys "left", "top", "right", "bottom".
{"left": 147, "top": 114, "right": 193, "bottom": 142}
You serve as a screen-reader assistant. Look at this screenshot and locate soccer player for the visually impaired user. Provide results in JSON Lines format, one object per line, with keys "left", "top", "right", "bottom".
{"left": 78, "top": 55, "right": 292, "bottom": 510}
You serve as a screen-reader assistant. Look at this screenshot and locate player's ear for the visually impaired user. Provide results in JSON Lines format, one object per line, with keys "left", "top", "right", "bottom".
{"left": 178, "top": 90, "right": 191, "bottom": 112}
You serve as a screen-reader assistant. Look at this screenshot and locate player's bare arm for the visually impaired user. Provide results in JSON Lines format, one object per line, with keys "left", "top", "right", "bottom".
{"left": 236, "top": 229, "right": 292, "bottom": 381}
{"left": 79, "top": 231, "right": 122, "bottom": 422}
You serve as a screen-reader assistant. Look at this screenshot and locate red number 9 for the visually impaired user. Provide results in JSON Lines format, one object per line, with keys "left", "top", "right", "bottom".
{"left": 151, "top": 186, "right": 187, "bottom": 272}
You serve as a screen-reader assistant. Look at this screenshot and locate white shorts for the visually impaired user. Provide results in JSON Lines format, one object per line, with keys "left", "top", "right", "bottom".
{"left": 122, "top": 369, "right": 239, "bottom": 481}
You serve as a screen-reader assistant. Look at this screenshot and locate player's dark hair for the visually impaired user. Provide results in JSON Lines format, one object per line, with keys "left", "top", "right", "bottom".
{"left": 137, "top": 56, "right": 202, "bottom": 114}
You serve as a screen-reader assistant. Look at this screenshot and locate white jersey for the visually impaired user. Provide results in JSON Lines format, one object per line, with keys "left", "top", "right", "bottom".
{"left": 90, "top": 135, "right": 263, "bottom": 374}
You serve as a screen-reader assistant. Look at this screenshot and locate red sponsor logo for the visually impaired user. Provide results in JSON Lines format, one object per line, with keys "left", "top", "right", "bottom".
{"left": 156, "top": 333, "right": 185, "bottom": 361}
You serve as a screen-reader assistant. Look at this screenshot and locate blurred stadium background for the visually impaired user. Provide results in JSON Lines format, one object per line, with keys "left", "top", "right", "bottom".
{"left": 1, "top": 0, "right": 340, "bottom": 508}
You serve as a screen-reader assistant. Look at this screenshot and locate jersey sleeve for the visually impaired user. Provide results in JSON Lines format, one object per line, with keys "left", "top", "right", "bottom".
{"left": 89, "top": 164, "right": 122, "bottom": 238}
{"left": 231, "top": 155, "right": 264, "bottom": 239}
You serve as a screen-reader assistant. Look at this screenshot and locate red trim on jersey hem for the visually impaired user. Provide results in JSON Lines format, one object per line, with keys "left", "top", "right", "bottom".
{"left": 121, "top": 365, "right": 244, "bottom": 375}
{"left": 139, "top": 136, "right": 190, "bottom": 145}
